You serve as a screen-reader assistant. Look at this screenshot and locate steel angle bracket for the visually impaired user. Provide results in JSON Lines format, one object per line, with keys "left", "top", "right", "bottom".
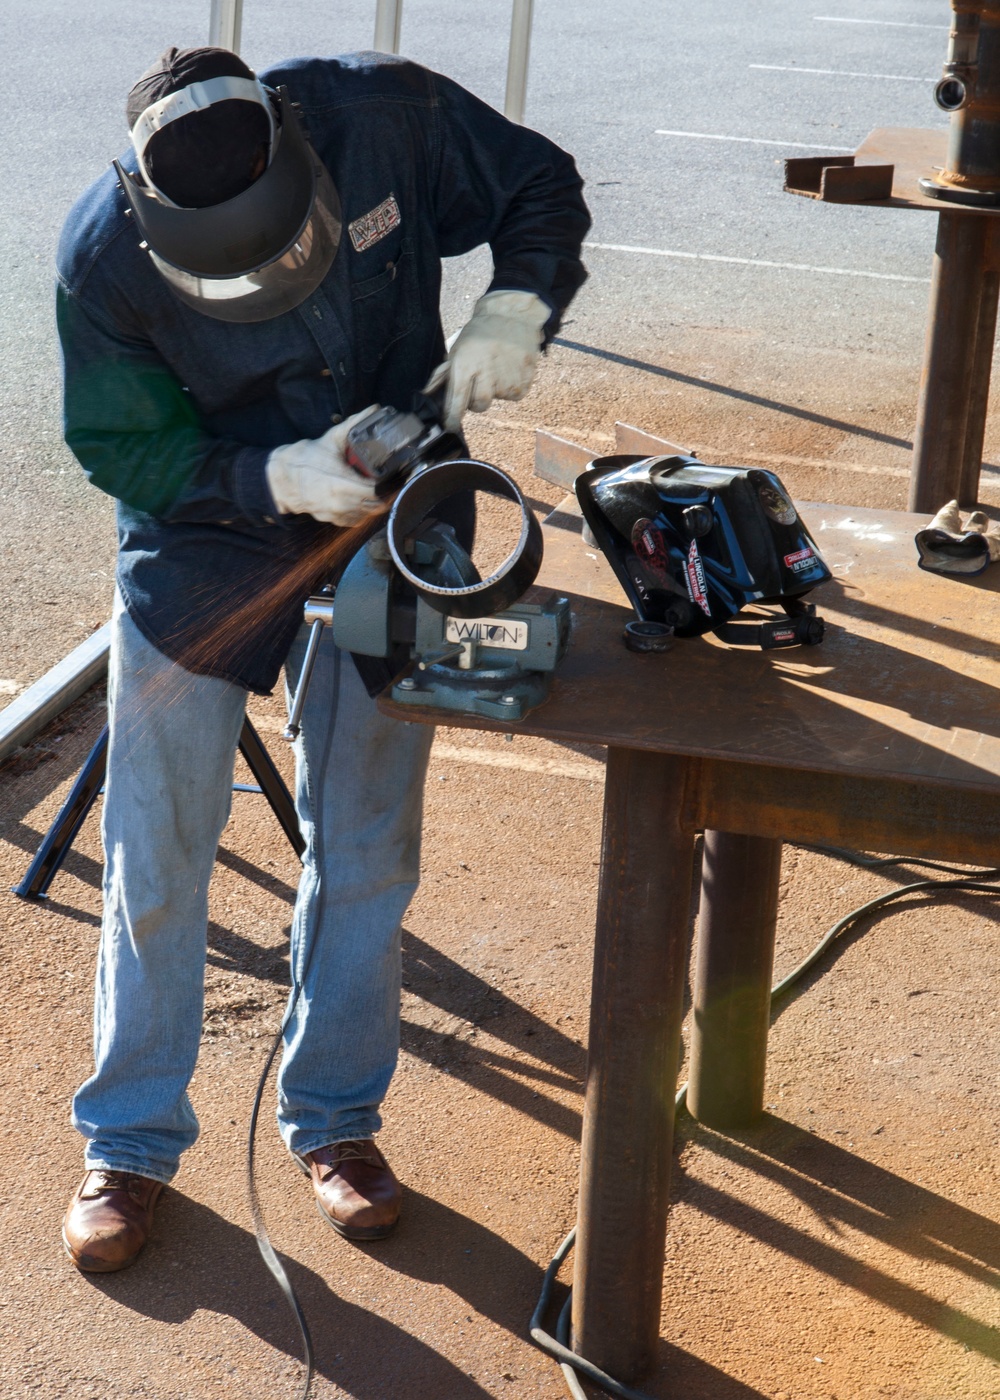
{"left": 784, "top": 154, "right": 895, "bottom": 204}
{"left": 534, "top": 430, "right": 596, "bottom": 490}
{"left": 533, "top": 426, "right": 686, "bottom": 492}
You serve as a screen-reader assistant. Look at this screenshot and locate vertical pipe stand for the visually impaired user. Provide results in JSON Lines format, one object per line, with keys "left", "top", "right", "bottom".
{"left": 209, "top": 0, "right": 243, "bottom": 52}
{"left": 686, "top": 832, "right": 782, "bottom": 1131}
{"left": 959, "top": 265, "right": 1000, "bottom": 505}
{"left": 373, "top": 0, "right": 403, "bottom": 54}
{"left": 910, "top": 212, "right": 992, "bottom": 512}
{"left": 572, "top": 749, "right": 695, "bottom": 1383}
{"left": 504, "top": 0, "right": 534, "bottom": 123}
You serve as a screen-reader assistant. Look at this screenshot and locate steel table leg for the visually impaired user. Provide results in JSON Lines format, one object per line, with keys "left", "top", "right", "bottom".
{"left": 572, "top": 748, "right": 696, "bottom": 1383}
{"left": 686, "top": 831, "right": 782, "bottom": 1130}
{"left": 911, "top": 211, "right": 992, "bottom": 514}
{"left": 958, "top": 266, "right": 1000, "bottom": 508}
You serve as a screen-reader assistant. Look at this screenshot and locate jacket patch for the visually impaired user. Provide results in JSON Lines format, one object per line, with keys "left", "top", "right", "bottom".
{"left": 348, "top": 194, "right": 401, "bottom": 253}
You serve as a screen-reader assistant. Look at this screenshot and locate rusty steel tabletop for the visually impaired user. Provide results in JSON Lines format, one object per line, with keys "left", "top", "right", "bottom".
{"left": 785, "top": 126, "right": 1000, "bottom": 217}
{"left": 383, "top": 501, "right": 1000, "bottom": 799}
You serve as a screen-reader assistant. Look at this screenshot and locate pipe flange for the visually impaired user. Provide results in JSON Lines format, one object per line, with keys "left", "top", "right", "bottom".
{"left": 918, "top": 175, "right": 1000, "bottom": 207}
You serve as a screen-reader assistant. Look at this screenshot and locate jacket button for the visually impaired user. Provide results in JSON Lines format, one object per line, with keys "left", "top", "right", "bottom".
{"left": 320, "top": 367, "right": 332, "bottom": 377}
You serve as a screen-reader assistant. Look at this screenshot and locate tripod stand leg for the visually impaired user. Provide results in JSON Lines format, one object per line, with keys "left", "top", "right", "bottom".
{"left": 15, "top": 715, "right": 302, "bottom": 903}
{"left": 13, "top": 726, "right": 109, "bottom": 901}
{"left": 238, "top": 716, "right": 305, "bottom": 860}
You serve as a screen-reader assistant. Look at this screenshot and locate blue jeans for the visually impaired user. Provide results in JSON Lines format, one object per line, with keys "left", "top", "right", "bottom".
{"left": 72, "top": 594, "right": 432, "bottom": 1184}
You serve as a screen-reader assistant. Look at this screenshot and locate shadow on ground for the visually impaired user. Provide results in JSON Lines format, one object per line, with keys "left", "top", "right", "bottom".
{"left": 84, "top": 1189, "right": 512, "bottom": 1397}
{"left": 680, "top": 1114, "right": 1000, "bottom": 1366}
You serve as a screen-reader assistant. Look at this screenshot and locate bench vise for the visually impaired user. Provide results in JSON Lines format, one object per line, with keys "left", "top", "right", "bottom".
{"left": 284, "top": 460, "right": 571, "bottom": 737}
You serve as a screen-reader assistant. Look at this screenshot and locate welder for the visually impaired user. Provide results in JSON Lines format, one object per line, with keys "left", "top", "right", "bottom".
{"left": 57, "top": 44, "right": 589, "bottom": 1273}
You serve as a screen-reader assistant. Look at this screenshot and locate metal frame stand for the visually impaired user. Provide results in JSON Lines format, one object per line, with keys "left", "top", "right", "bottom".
{"left": 911, "top": 213, "right": 1000, "bottom": 511}
{"left": 13, "top": 714, "right": 303, "bottom": 901}
{"left": 686, "top": 832, "right": 783, "bottom": 1128}
{"left": 572, "top": 749, "right": 695, "bottom": 1382}
{"left": 785, "top": 142, "right": 1000, "bottom": 513}
{"left": 785, "top": 0, "right": 1000, "bottom": 514}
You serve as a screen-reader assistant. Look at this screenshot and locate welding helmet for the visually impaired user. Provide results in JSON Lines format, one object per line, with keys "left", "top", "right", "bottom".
{"left": 114, "top": 78, "right": 341, "bottom": 322}
{"left": 576, "top": 454, "right": 831, "bottom": 649}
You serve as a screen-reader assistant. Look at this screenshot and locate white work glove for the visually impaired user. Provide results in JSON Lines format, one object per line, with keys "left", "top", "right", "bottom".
{"left": 964, "top": 508, "right": 1000, "bottom": 562}
{"left": 265, "top": 407, "right": 383, "bottom": 526}
{"left": 424, "top": 290, "right": 550, "bottom": 431}
{"left": 915, "top": 499, "right": 1000, "bottom": 574}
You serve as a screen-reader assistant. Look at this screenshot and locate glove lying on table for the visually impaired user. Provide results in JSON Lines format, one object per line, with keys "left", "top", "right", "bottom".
{"left": 265, "top": 407, "right": 384, "bottom": 526}
{"left": 915, "top": 500, "right": 1000, "bottom": 576}
{"left": 424, "top": 290, "right": 550, "bottom": 431}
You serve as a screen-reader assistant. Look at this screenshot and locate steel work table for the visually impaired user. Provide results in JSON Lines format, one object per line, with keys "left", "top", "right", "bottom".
{"left": 380, "top": 499, "right": 1000, "bottom": 1384}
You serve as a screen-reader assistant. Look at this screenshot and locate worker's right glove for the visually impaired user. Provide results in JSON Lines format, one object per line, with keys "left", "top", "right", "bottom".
{"left": 915, "top": 499, "right": 1000, "bottom": 576}
{"left": 265, "top": 407, "right": 383, "bottom": 525}
{"left": 423, "top": 290, "right": 551, "bottom": 431}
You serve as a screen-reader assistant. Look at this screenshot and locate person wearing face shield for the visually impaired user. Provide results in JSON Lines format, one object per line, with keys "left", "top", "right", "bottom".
{"left": 56, "top": 45, "right": 589, "bottom": 1273}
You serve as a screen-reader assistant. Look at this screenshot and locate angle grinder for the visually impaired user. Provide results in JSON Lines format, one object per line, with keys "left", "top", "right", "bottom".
{"left": 343, "top": 391, "right": 466, "bottom": 495}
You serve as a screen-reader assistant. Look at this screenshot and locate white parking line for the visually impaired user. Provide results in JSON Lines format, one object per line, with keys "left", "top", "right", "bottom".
{"left": 584, "top": 242, "right": 930, "bottom": 285}
{"left": 814, "top": 16, "right": 948, "bottom": 30}
{"left": 655, "top": 129, "right": 854, "bottom": 152}
{"left": 750, "top": 64, "right": 935, "bottom": 83}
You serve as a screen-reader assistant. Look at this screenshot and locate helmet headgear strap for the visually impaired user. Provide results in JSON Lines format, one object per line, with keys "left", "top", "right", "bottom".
{"left": 129, "top": 74, "right": 277, "bottom": 205}
{"left": 712, "top": 597, "right": 826, "bottom": 650}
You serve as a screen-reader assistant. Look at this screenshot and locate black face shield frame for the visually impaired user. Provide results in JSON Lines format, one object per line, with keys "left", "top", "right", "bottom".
{"left": 113, "top": 86, "right": 342, "bottom": 322}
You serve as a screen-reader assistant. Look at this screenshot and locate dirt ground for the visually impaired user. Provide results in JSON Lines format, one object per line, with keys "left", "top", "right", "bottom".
{"left": 3, "top": 357, "right": 1000, "bottom": 1400}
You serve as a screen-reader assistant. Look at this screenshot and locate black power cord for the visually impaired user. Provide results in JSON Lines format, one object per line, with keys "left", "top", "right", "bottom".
{"left": 530, "top": 847, "right": 1000, "bottom": 1399}
{"left": 246, "top": 648, "right": 345, "bottom": 1400}
{"left": 247, "top": 995, "right": 314, "bottom": 1400}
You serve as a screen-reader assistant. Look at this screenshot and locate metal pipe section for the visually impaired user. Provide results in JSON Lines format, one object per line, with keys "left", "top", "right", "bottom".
{"left": 0, "top": 623, "right": 110, "bottom": 766}
{"left": 910, "top": 212, "right": 992, "bottom": 511}
{"left": 504, "top": 0, "right": 534, "bottom": 123}
{"left": 572, "top": 748, "right": 696, "bottom": 1383}
{"left": 935, "top": 2, "right": 981, "bottom": 112}
{"left": 922, "top": 2, "right": 1000, "bottom": 204}
{"left": 686, "top": 832, "right": 783, "bottom": 1130}
{"left": 209, "top": 0, "right": 243, "bottom": 53}
{"left": 958, "top": 266, "right": 1000, "bottom": 505}
{"left": 373, "top": 0, "right": 403, "bottom": 54}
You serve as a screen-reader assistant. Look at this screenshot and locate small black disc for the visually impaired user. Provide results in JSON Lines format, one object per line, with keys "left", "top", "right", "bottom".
{"left": 623, "top": 620, "right": 675, "bottom": 654}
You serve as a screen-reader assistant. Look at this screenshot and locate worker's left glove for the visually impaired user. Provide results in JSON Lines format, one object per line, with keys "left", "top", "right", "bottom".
{"left": 265, "top": 407, "right": 384, "bottom": 526}
{"left": 424, "top": 290, "right": 550, "bottom": 431}
{"left": 915, "top": 499, "right": 1000, "bottom": 575}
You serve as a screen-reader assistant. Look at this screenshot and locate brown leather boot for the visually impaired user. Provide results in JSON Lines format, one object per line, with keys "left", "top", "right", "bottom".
{"left": 62, "top": 1170, "right": 164, "bottom": 1273}
{"left": 300, "top": 1139, "right": 401, "bottom": 1240}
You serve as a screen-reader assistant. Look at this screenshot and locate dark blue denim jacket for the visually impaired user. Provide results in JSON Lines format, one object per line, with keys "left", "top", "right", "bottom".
{"left": 56, "top": 53, "right": 589, "bottom": 692}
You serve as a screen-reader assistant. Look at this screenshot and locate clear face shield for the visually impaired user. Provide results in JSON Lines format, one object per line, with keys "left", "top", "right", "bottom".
{"left": 115, "top": 84, "right": 342, "bottom": 323}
